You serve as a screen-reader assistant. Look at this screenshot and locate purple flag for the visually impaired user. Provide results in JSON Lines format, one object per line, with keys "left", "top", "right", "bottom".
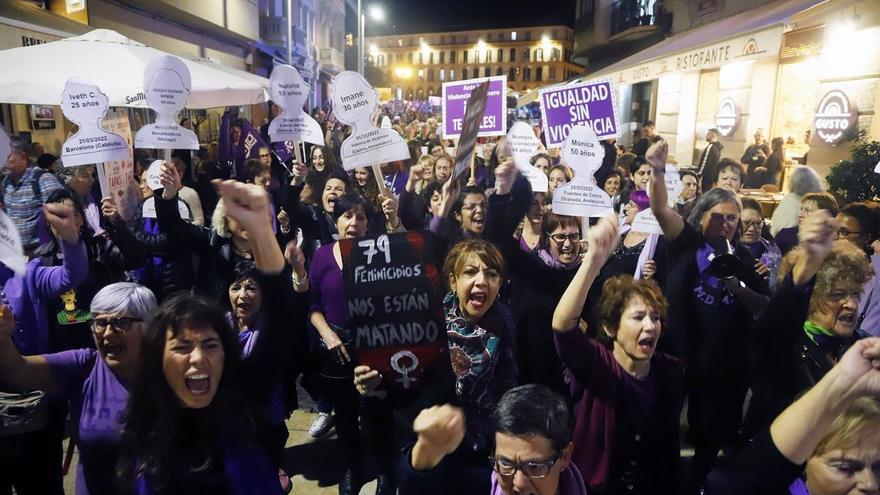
{"left": 235, "top": 119, "right": 270, "bottom": 178}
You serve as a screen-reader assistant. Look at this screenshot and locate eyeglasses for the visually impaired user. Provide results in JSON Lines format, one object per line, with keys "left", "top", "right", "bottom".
{"left": 742, "top": 220, "right": 764, "bottom": 229}
{"left": 92, "top": 317, "right": 142, "bottom": 334}
{"left": 837, "top": 229, "right": 864, "bottom": 238}
{"left": 546, "top": 232, "right": 582, "bottom": 244}
{"left": 461, "top": 202, "right": 487, "bottom": 211}
{"left": 489, "top": 452, "right": 561, "bottom": 479}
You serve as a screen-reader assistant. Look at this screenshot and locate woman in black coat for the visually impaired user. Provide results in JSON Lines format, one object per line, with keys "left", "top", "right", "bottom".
{"left": 743, "top": 211, "right": 873, "bottom": 439}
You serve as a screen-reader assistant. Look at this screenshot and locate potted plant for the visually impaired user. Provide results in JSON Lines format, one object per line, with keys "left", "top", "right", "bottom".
{"left": 826, "top": 132, "right": 880, "bottom": 203}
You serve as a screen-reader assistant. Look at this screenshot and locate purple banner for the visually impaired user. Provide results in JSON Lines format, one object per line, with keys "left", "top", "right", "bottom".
{"left": 235, "top": 119, "right": 270, "bottom": 178}
{"left": 441, "top": 76, "right": 506, "bottom": 139}
{"left": 539, "top": 80, "right": 619, "bottom": 148}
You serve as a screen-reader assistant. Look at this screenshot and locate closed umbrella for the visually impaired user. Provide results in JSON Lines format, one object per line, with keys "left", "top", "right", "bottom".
{"left": 0, "top": 29, "right": 268, "bottom": 108}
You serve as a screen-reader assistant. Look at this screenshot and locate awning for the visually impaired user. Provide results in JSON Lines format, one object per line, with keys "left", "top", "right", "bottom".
{"left": 518, "top": 0, "right": 828, "bottom": 106}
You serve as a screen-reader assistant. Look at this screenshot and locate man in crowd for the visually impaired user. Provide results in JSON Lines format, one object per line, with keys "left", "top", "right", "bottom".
{"left": 399, "top": 384, "right": 586, "bottom": 495}
{"left": 2, "top": 136, "right": 63, "bottom": 252}
{"left": 697, "top": 127, "right": 724, "bottom": 193}
{"left": 633, "top": 120, "right": 661, "bottom": 157}
{"left": 742, "top": 128, "right": 771, "bottom": 187}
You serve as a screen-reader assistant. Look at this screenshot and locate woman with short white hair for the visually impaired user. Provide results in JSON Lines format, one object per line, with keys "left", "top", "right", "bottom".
{"left": 0, "top": 282, "right": 157, "bottom": 495}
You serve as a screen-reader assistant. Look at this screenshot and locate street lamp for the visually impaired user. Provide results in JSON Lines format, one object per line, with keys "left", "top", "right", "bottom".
{"left": 357, "top": 2, "right": 385, "bottom": 75}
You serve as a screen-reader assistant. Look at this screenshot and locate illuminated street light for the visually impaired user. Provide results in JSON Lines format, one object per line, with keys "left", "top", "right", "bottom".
{"left": 368, "top": 5, "right": 385, "bottom": 21}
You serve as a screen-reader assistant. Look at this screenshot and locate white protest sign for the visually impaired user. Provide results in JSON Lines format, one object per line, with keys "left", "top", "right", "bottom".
{"left": 332, "top": 71, "right": 409, "bottom": 171}
{"left": 59, "top": 79, "right": 129, "bottom": 167}
{"left": 99, "top": 109, "right": 139, "bottom": 221}
{"left": 507, "top": 121, "right": 549, "bottom": 193}
{"left": 0, "top": 131, "right": 10, "bottom": 171}
{"left": 267, "top": 65, "right": 324, "bottom": 146}
{"left": 551, "top": 125, "right": 613, "bottom": 217}
{"left": 0, "top": 210, "right": 26, "bottom": 276}
{"left": 141, "top": 197, "right": 192, "bottom": 220}
{"left": 875, "top": 160, "right": 880, "bottom": 174}
{"left": 145, "top": 159, "right": 164, "bottom": 191}
{"left": 380, "top": 116, "right": 391, "bottom": 129}
{"left": 632, "top": 164, "right": 682, "bottom": 234}
{"left": 134, "top": 55, "right": 199, "bottom": 150}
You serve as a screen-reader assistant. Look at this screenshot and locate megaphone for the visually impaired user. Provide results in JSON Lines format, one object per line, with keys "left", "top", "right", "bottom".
{"left": 706, "top": 236, "right": 739, "bottom": 279}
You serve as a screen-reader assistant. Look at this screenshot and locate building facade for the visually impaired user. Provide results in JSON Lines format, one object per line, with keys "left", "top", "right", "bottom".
{"left": 553, "top": 0, "right": 880, "bottom": 182}
{"left": 365, "top": 25, "right": 583, "bottom": 101}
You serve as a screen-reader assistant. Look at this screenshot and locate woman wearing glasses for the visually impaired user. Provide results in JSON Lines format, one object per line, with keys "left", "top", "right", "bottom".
{"left": 743, "top": 209, "right": 873, "bottom": 440}
{"left": 0, "top": 282, "right": 156, "bottom": 495}
{"left": 837, "top": 202, "right": 880, "bottom": 338}
{"left": 552, "top": 214, "right": 684, "bottom": 495}
{"left": 646, "top": 141, "right": 769, "bottom": 492}
{"left": 737, "top": 197, "right": 782, "bottom": 290}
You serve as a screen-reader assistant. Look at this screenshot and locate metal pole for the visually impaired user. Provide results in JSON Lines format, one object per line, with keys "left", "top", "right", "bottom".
{"left": 287, "top": 0, "right": 293, "bottom": 65}
{"left": 357, "top": 0, "right": 364, "bottom": 75}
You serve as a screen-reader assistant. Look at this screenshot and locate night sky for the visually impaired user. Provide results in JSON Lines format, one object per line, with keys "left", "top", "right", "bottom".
{"left": 344, "top": 0, "right": 575, "bottom": 35}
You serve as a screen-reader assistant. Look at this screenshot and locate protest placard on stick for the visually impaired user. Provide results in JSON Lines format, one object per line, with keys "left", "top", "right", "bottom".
{"left": 551, "top": 124, "right": 614, "bottom": 218}
{"left": 134, "top": 55, "right": 198, "bottom": 151}
{"left": 507, "top": 121, "right": 549, "bottom": 193}
{"left": 267, "top": 65, "right": 324, "bottom": 146}
{"left": 451, "top": 81, "right": 490, "bottom": 181}
{"left": 59, "top": 79, "right": 129, "bottom": 167}
{"left": 539, "top": 80, "right": 619, "bottom": 149}
{"left": 341, "top": 231, "right": 447, "bottom": 395}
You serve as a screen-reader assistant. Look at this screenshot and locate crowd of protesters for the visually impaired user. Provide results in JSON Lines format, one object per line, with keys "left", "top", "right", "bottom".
{"left": 0, "top": 105, "right": 878, "bottom": 495}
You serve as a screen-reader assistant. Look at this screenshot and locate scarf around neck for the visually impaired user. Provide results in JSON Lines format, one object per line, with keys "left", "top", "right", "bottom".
{"left": 804, "top": 320, "right": 847, "bottom": 349}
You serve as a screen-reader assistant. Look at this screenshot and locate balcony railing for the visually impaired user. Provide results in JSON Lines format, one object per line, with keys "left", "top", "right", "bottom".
{"left": 611, "top": 0, "right": 667, "bottom": 37}
{"left": 319, "top": 47, "right": 344, "bottom": 69}
{"left": 261, "top": 16, "right": 287, "bottom": 46}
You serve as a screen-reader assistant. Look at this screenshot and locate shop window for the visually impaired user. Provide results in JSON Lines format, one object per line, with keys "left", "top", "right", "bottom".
{"left": 772, "top": 57, "right": 820, "bottom": 163}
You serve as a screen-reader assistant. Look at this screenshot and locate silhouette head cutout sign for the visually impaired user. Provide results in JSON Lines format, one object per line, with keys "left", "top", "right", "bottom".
{"left": 551, "top": 124, "right": 613, "bottom": 217}
{"left": 631, "top": 163, "right": 682, "bottom": 234}
{"left": 60, "top": 78, "right": 129, "bottom": 167}
{"left": 268, "top": 65, "right": 324, "bottom": 146}
{"left": 332, "top": 71, "right": 409, "bottom": 171}
{"left": 134, "top": 55, "right": 199, "bottom": 150}
{"left": 507, "top": 121, "right": 549, "bottom": 193}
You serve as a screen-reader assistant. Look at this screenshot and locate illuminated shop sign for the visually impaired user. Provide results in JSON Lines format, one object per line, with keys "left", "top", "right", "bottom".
{"left": 715, "top": 97, "right": 739, "bottom": 137}
{"left": 813, "top": 90, "right": 857, "bottom": 146}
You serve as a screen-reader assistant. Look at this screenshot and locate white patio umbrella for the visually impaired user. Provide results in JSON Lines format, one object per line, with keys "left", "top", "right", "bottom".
{"left": 0, "top": 29, "right": 268, "bottom": 108}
